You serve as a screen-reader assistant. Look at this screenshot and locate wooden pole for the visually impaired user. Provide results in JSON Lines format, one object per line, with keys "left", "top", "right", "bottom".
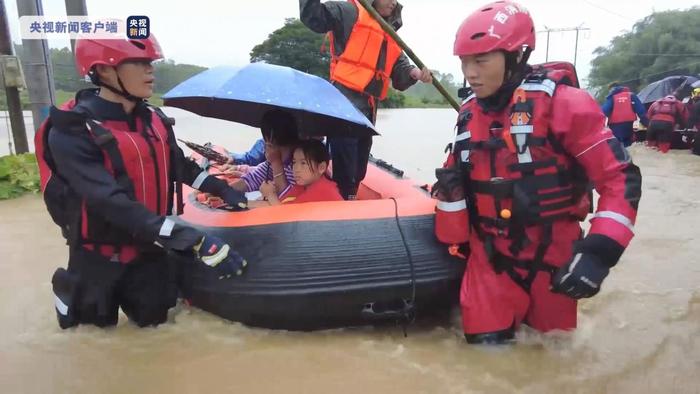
{"left": 17, "top": 0, "right": 56, "bottom": 129}
{"left": 356, "top": 0, "right": 460, "bottom": 111}
{"left": 0, "top": 0, "right": 29, "bottom": 153}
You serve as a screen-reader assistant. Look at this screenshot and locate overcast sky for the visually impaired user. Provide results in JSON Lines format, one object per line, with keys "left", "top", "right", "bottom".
{"left": 6, "top": 0, "right": 698, "bottom": 87}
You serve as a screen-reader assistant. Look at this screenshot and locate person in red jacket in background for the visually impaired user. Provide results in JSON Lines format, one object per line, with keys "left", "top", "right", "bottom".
{"left": 433, "top": 1, "right": 641, "bottom": 344}
{"left": 646, "top": 95, "right": 688, "bottom": 153}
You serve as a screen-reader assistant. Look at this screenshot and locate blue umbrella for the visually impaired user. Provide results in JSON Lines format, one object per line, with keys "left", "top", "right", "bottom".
{"left": 162, "top": 63, "right": 377, "bottom": 137}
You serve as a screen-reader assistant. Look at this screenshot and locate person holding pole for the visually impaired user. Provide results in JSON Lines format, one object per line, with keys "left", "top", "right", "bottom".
{"left": 300, "top": 0, "right": 432, "bottom": 200}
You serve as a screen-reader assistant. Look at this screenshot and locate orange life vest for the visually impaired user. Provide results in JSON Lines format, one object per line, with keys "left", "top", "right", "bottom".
{"left": 328, "top": 0, "right": 403, "bottom": 100}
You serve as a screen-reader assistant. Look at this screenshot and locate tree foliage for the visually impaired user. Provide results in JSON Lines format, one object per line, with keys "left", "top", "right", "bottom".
{"left": 0, "top": 153, "right": 39, "bottom": 200}
{"left": 588, "top": 7, "right": 700, "bottom": 100}
{"left": 250, "top": 18, "right": 462, "bottom": 108}
{"left": 403, "top": 70, "right": 460, "bottom": 107}
{"left": 250, "top": 18, "right": 330, "bottom": 79}
{"left": 48, "top": 47, "right": 92, "bottom": 92}
{"left": 1, "top": 45, "right": 207, "bottom": 109}
{"left": 152, "top": 60, "right": 207, "bottom": 94}
{"left": 379, "top": 88, "right": 406, "bottom": 108}
{"left": 13, "top": 44, "right": 205, "bottom": 94}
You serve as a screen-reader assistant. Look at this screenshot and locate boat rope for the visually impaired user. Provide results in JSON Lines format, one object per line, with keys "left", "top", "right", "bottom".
{"left": 390, "top": 197, "right": 417, "bottom": 337}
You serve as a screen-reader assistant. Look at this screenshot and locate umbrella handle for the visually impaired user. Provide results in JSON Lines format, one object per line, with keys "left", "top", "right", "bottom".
{"left": 356, "top": 0, "right": 461, "bottom": 112}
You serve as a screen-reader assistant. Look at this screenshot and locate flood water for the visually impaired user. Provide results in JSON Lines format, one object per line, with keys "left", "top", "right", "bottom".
{"left": 1, "top": 108, "right": 699, "bottom": 393}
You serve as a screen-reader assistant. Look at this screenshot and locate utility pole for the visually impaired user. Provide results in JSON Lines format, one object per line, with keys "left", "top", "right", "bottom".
{"left": 17, "top": 0, "right": 56, "bottom": 131}
{"left": 64, "top": 0, "right": 87, "bottom": 54}
{"left": 543, "top": 25, "right": 551, "bottom": 62}
{"left": 0, "top": 0, "right": 28, "bottom": 153}
{"left": 537, "top": 25, "right": 590, "bottom": 67}
{"left": 574, "top": 28, "right": 581, "bottom": 67}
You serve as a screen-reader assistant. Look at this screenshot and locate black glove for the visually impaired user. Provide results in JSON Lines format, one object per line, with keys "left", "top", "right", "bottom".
{"left": 551, "top": 234, "right": 623, "bottom": 299}
{"left": 432, "top": 167, "right": 465, "bottom": 202}
{"left": 194, "top": 235, "right": 248, "bottom": 279}
{"left": 551, "top": 253, "right": 609, "bottom": 299}
{"left": 220, "top": 187, "right": 248, "bottom": 211}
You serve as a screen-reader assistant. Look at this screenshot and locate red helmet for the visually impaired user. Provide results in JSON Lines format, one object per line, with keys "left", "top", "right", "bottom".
{"left": 75, "top": 35, "right": 163, "bottom": 76}
{"left": 454, "top": 1, "right": 535, "bottom": 57}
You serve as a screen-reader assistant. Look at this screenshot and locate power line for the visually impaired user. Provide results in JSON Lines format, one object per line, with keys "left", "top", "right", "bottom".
{"left": 580, "top": 0, "right": 637, "bottom": 22}
{"left": 538, "top": 25, "right": 591, "bottom": 66}
{"left": 612, "top": 59, "right": 700, "bottom": 85}
{"left": 626, "top": 53, "right": 700, "bottom": 57}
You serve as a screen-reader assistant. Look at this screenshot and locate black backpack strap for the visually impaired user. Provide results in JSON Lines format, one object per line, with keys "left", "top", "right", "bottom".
{"left": 85, "top": 119, "right": 136, "bottom": 200}
{"left": 148, "top": 105, "right": 184, "bottom": 215}
{"left": 149, "top": 105, "right": 176, "bottom": 128}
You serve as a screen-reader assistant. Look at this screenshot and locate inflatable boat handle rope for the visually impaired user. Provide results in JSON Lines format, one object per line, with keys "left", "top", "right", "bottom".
{"left": 390, "top": 197, "right": 417, "bottom": 337}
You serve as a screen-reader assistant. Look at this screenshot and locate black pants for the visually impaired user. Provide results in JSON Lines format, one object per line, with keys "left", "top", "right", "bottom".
{"left": 52, "top": 247, "right": 179, "bottom": 329}
{"left": 328, "top": 135, "right": 373, "bottom": 199}
{"left": 329, "top": 103, "right": 376, "bottom": 200}
{"left": 693, "top": 132, "right": 700, "bottom": 155}
{"left": 609, "top": 122, "right": 634, "bottom": 147}
{"left": 648, "top": 120, "right": 673, "bottom": 144}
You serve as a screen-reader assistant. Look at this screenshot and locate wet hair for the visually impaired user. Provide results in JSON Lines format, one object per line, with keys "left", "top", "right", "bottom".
{"left": 294, "top": 139, "right": 330, "bottom": 171}
{"left": 261, "top": 110, "right": 299, "bottom": 146}
{"left": 503, "top": 47, "right": 532, "bottom": 82}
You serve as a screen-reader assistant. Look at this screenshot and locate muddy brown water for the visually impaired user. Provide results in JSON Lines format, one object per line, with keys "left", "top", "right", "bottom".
{"left": 1, "top": 109, "right": 699, "bottom": 393}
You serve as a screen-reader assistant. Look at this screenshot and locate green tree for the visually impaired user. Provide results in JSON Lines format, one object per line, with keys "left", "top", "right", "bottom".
{"left": 379, "top": 88, "right": 406, "bottom": 108}
{"left": 248, "top": 18, "right": 462, "bottom": 108}
{"left": 404, "top": 70, "right": 459, "bottom": 107}
{"left": 250, "top": 18, "right": 330, "bottom": 79}
{"left": 50, "top": 47, "right": 91, "bottom": 92}
{"left": 23, "top": 45, "right": 206, "bottom": 94}
{"left": 152, "top": 60, "right": 207, "bottom": 94}
{"left": 1, "top": 45, "right": 207, "bottom": 109}
{"left": 588, "top": 7, "right": 700, "bottom": 100}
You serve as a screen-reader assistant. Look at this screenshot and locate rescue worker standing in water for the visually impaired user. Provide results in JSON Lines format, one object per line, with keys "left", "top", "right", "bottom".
{"left": 646, "top": 94, "right": 687, "bottom": 153}
{"left": 36, "top": 35, "right": 249, "bottom": 329}
{"left": 433, "top": 1, "right": 641, "bottom": 344}
{"left": 601, "top": 82, "right": 648, "bottom": 147}
{"left": 300, "top": 0, "right": 433, "bottom": 200}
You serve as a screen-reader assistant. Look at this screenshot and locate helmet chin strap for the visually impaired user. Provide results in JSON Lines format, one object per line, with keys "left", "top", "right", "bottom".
{"left": 504, "top": 47, "right": 532, "bottom": 84}
{"left": 101, "top": 75, "right": 144, "bottom": 103}
{"left": 90, "top": 67, "right": 144, "bottom": 103}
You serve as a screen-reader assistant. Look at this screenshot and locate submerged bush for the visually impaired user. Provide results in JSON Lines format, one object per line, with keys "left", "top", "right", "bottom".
{"left": 0, "top": 153, "right": 40, "bottom": 200}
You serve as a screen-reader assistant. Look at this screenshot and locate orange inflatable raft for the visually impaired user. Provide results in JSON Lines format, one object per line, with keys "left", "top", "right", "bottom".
{"left": 177, "top": 156, "right": 464, "bottom": 330}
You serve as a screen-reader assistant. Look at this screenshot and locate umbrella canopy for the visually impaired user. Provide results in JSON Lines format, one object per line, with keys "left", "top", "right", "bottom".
{"left": 692, "top": 80, "right": 700, "bottom": 89}
{"left": 162, "top": 63, "right": 377, "bottom": 138}
{"left": 637, "top": 75, "right": 699, "bottom": 104}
